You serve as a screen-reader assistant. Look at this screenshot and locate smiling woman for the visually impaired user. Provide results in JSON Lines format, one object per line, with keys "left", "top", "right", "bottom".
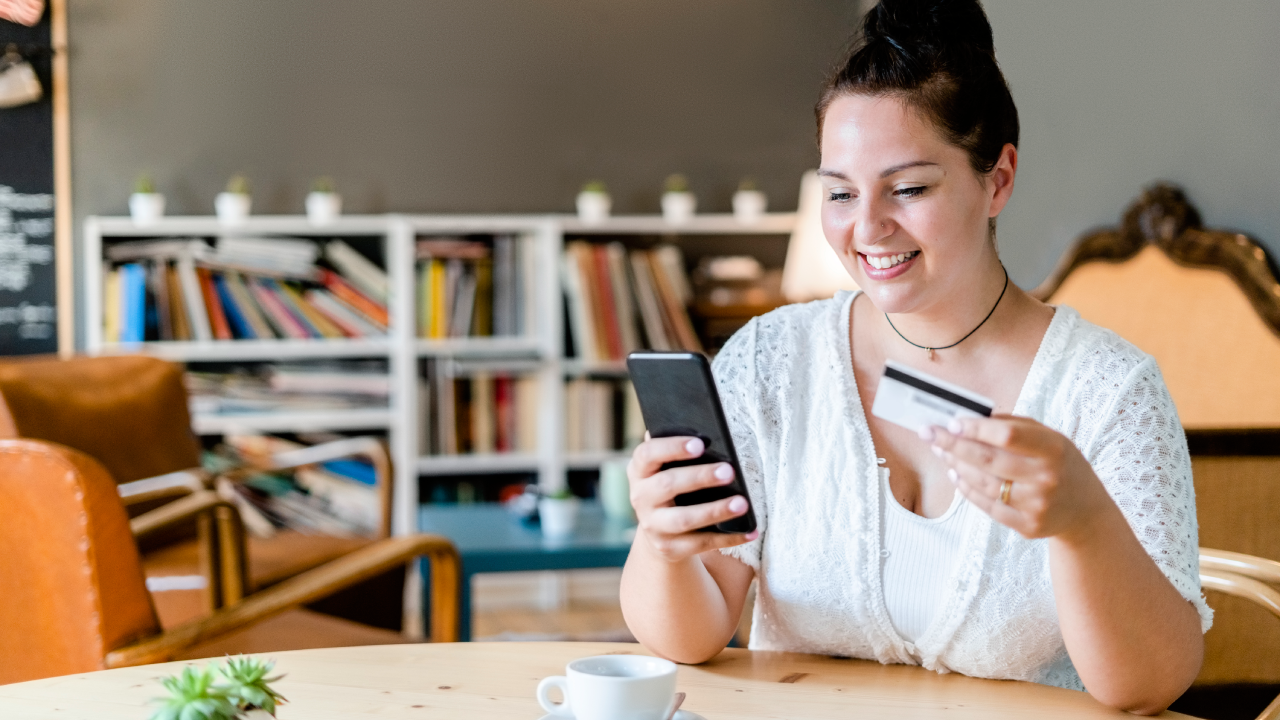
{"left": 619, "top": 1, "right": 1210, "bottom": 715}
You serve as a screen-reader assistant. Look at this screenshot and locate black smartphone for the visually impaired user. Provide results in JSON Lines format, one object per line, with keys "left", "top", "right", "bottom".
{"left": 626, "top": 351, "right": 757, "bottom": 534}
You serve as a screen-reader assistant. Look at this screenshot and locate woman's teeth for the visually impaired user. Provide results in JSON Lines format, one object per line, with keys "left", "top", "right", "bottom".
{"left": 866, "top": 251, "right": 918, "bottom": 270}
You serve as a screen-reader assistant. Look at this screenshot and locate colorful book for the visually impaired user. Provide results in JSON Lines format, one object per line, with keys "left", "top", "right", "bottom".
{"left": 493, "top": 236, "right": 515, "bottom": 336}
{"left": 449, "top": 270, "right": 477, "bottom": 339}
{"left": 319, "top": 268, "right": 389, "bottom": 327}
{"left": 213, "top": 273, "right": 256, "bottom": 339}
{"left": 165, "top": 265, "right": 191, "bottom": 341}
{"left": 630, "top": 251, "right": 672, "bottom": 350}
{"left": 150, "top": 260, "right": 172, "bottom": 341}
{"left": 562, "top": 243, "right": 598, "bottom": 361}
{"left": 103, "top": 267, "right": 121, "bottom": 343}
{"left": 197, "top": 268, "right": 233, "bottom": 340}
{"left": 120, "top": 263, "right": 147, "bottom": 343}
{"left": 178, "top": 255, "right": 213, "bottom": 341}
{"left": 605, "top": 242, "right": 640, "bottom": 355}
{"left": 305, "top": 289, "right": 381, "bottom": 337}
{"left": 249, "top": 277, "right": 310, "bottom": 339}
{"left": 277, "top": 282, "right": 344, "bottom": 338}
{"left": 472, "top": 257, "right": 493, "bottom": 337}
{"left": 592, "top": 244, "right": 624, "bottom": 360}
{"left": 417, "top": 262, "right": 432, "bottom": 338}
{"left": 647, "top": 247, "right": 702, "bottom": 351}
{"left": 324, "top": 239, "right": 388, "bottom": 302}
{"left": 224, "top": 272, "right": 276, "bottom": 339}
{"left": 428, "top": 259, "right": 446, "bottom": 339}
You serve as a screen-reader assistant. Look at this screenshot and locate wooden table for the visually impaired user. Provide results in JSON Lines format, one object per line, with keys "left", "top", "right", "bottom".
{"left": 0, "top": 642, "right": 1191, "bottom": 719}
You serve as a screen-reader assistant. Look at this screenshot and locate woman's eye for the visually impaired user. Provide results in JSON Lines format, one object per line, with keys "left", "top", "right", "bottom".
{"left": 895, "top": 186, "right": 927, "bottom": 198}
{"left": 827, "top": 191, "right": 852, "bottom": 202}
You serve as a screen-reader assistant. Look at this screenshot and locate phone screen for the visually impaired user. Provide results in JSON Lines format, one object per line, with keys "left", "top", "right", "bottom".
{"left": 626, "top": 351, "right": 756, "bottom": 534}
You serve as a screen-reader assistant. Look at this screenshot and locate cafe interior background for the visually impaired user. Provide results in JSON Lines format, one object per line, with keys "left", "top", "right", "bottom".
{"left": 3, "top": 1, "right": 1280, "bottom": 718}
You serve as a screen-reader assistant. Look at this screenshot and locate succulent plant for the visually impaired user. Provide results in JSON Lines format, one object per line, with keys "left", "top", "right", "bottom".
{"left": 310, "top": 176, "right": 336, "bottom": 194}
{"left": 150, "top": 665, "right": 239, "bottom": 720}
{"left": 737, "top": 177, "right": 758, "bottom": 192}
{"left": 150, "top": 657, "right": 287, "bottom": 720}
{"left": 663, "top": 174, "right": 690, "bottom": 194}
{"left": 134, "top": 174, "right": 157, "bottom": 194}
{"left": 581, "top": 179, "right": 608, "bottom": 194}
{"left": 225, "top": 174, "right": 251, "bottom": 195}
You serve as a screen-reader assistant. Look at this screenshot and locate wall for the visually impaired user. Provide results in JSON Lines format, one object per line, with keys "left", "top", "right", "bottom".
{"left": 982, "top": 0, "right": 1280, "bottom": 285}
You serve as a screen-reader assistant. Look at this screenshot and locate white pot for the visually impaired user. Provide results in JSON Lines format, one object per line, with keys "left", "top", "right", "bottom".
{"left": 575, "top": 191, "right": 611, "bottom": 224}
{"left": 538, "top": 497, "right": 580, "bottom": 538}
{"left": 732, "top": 190, "right": 767, "bottom": 224}
{"left": 215, "top": 192, "right": 252, "bottom": 225}
{"left": 129, "top": 193, "right": 165, "bottom": 225}
{"left": 306, "top": 191, "right": 342, "bottom": 225}
{"left": 661, "top": 192, "right": 696, "bottom": 224}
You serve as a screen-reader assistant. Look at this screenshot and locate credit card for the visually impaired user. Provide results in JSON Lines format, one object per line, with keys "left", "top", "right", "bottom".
{"left": 870, "top": 360, "right": 994, "bottom": 434}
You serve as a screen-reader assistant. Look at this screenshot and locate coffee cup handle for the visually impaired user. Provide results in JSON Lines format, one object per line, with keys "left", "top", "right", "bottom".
{"left": 536, "top": 675, "right": 573, "bottom": 717}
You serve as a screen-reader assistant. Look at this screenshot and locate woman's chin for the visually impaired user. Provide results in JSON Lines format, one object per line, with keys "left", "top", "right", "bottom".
{"left": 860, "top": 283, "right": 925, "bottom": 315}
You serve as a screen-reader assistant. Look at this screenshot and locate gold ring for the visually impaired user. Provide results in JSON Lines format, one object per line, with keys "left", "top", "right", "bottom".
{"left": 999, "top": 480, "right": 1013, "bottom": 505}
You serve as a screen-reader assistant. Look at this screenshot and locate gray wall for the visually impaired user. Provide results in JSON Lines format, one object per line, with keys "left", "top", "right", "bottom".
{"left": 983, "top": 0, "right": 1280, "bottom": 285}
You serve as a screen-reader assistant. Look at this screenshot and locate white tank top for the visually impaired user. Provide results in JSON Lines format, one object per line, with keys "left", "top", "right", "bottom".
{"left": 879, "top": 466, "right": 971, "bottom": 644}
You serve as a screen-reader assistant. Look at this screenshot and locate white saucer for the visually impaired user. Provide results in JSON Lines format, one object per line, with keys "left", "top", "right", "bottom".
{"left": 539, "top": 711, "right": 706, "bottom": 720}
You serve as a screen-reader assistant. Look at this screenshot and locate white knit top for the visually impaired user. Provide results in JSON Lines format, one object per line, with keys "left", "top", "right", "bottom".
{"left": 879, "top": 466, "right": 972, "bottom": 645}
{"left": 715, "top": 290, "right": 1212, "bottom": 691}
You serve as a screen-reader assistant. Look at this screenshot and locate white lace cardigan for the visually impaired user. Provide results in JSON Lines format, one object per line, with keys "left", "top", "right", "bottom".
{"left": 715, "top": 290, "right": 1212, "bottom": 691}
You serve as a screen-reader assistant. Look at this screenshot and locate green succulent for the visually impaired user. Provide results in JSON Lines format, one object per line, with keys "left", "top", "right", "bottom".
{"left": 150, "top": 665, "right": 239, "bottom": 720}
{"left": 151, "top": 657, "right": 287, "bottom": 720}
{"left": 544, "top": 487, "right": 574, "bottom": 500}
{"left": 311, "top": 175, "right": 336, "bottom": 193}
{"left": 581, "top": 179, "right": 607, "bottom": 194}
{"left": 226, "top": 174, "right": 251, "bottom": 195}
{"left": 663, "top": 174, "right": 689, "bottom": 194}
{"left": 134, "top": 174, "right": 157, "bottom": 194}
{"left": 737, "top": 177, "right": 758, "bottom": 192}
{"left": 218, "top": 656, "right": 287, "bottom": 714}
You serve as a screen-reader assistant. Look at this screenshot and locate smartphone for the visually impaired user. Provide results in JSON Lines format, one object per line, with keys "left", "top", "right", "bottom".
{"left": 626, "top": 351, "right": 757, "bottom": 534}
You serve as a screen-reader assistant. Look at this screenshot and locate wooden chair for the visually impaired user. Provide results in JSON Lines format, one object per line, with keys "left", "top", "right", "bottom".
{"left": 0, "top": 438, "right": 459, "bottom": 686}
{"left": 1199, "top": 549, "right": 1280, "bottom": 720}
{"left": 1037, "top": 184, "right": 1280, "bottom": 690}
{"left": 0, "top": 355, "right": 397, "bottom": 629}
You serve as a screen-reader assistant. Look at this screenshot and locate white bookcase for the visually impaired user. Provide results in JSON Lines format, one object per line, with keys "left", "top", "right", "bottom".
{"left": 83, "top": 211, "right": 794, "bottom": 537}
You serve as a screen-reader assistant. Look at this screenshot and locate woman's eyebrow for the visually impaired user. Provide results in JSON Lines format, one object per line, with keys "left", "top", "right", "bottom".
{"left": 880, "top": 160, "right": 940, "bottom": 178}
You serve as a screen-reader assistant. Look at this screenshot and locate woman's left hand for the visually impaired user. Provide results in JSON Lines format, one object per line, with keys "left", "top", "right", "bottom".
{"left": 925, "top": 416, "right": 1109, "bottom": 540}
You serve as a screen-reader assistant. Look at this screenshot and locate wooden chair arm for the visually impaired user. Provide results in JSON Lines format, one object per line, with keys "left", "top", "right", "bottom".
{"left": 1200, "top": 547, "right": 1280, "bottom": 586}
{"left": 219, "top": 437, "right": 393, "bottom": 539}
{"left": 1200, "top": 569, "right": 1280, "bottom": 620}
{"left": 105, "top": 533, "right": 460, "bottom": 668}
{"left": 130, "top": 489, "right": 229, "bottom": 539}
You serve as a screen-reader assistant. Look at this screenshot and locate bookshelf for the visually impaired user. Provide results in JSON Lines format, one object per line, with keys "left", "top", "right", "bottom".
{"left": 84, "top": 211, "right": 795, "bottom": 537}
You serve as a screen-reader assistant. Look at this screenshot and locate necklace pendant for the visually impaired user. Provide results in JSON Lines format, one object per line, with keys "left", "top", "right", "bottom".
{"left": 928, "top": 347, "right": 935, "bottom": 361}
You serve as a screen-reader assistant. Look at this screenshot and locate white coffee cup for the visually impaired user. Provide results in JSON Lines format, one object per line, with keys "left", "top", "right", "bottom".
{"left": 537, "top": 655, "right": 678, "bottom": 720}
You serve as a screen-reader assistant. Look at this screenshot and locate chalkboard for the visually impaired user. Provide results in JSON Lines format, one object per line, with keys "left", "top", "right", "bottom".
{"left": 0, "top": 8, "right": 57, "bottom": 355}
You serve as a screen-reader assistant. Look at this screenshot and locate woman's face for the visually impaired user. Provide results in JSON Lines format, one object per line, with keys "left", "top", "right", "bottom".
{"left": 819, "top": 93, "right": 1015, "bottom": 315}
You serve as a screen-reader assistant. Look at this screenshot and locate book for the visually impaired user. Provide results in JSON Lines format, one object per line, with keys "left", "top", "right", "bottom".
{"left": 224, "top": 272, "right": 276, "bottom": 339}
{"left": 516, "top": 376, "right": 539, "bottom": 453}
{"left": 605, "top": 242, "right": 640, "bottom": 355}
{"left": 325, "top": 239, "right": 388, "bottom": 302}
{"left": 318, "top": 268, "right": 389, "bottom": 327}
{"left": 472, "top": 257, "right": 493, "bottom": 336}
{"left": 177, "top": 255, "right": 213, "bottom": 341}
{"left": 149, "top": 260, "right": 172, "bottom": 341}
{"left": 493, "top": 235, "right": 515, "bottom": 336}
{"left": 275, "top": 281, "right": 344, "bottom": 338}
{"left": 561, "top": 242, "right": 599, "bottom": 361}
{"left": 215, "top": 236, "right": 318, "bottom": 276}
{"left": 417, "top": 262, "right": 432, "bottom": 338}
{"left": 449, "top": 269, "right": 477, "bottom": 339}
{"left": 120, "top": 263, "right": 147, "bottom": 343}
{"left": 106, "top": 238, "right": 210, "bottom": 262}
{"left": 629, "top": 251, "right": 670, "bottom": 350}
{"left": 471, "top": 372, "right": 495, "bottom": 454}
{"left": 428, "top": 259, "right": 447, "bottom": 339}
{"left": 294, "top": 465, "right": 378, "bottom": 535}
{"left": 647, "top": 246, "right": 702, "bottom": 351}
{"left": 103, "top": 267, "right": 121, "bottom": 343}
{"left": 165, "top": 264, "right": 191, "bottom": 341}
{"left": 520, "top": 236, "right": 538, "bottom": 336}
{"left": 268, "top": 366, "right": 391, "bottom": 396}
{"left": 494, "top": 375, "right": 514, "bottom": 452}
{"left": 197, "top": 268, "right": 233, "bottom": 340}
{"left": 249, "top": 277, "right": 310, "bottom": 339}
{"left": 213, "top": 273, "right": 256, "bottom": 339}
{"left": 305, "top": 289, "right": 383, "bottom": 337}
{"left": 592, "top": 244, "right": 624, "bottom": 360}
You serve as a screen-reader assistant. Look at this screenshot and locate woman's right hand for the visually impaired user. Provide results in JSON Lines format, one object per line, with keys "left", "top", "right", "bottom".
{"left": 628, "top": 435, "right": 758, "bottom": 563}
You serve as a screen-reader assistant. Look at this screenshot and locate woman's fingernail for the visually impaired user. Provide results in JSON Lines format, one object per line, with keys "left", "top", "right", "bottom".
{"left": 728, "top": 496, "right": 748, "bottom": 513}
{"left": 931, "top": 445, "right": 944, "bottom": 458}
{"left": 918, "top": 426, "right": 935, "bottom": 442}
{"left": 947, "top": 418, "right": 963, "bottom": 434}
{"left": 947, "top": 468, "right": 959, "bottom": 483}
{"left": 685, "top": 438, "right": 704, "bottom": 456}
{"left": 745, "top": 529, "right": 760, "bottom": 540}
{"left": 714, "top": 464, "right": 734, "bottom": 481}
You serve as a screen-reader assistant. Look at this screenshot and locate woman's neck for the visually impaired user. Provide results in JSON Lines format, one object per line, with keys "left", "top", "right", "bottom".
{"left": 874, "top": 255, "right": 1013, "bottom": 360}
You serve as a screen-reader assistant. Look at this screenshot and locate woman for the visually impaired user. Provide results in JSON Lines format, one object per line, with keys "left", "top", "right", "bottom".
{"left": 619, "top": 0, "right": 1210, "bottom": 714}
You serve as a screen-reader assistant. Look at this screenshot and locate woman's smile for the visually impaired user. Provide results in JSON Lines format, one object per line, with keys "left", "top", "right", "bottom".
{"left": 859, "top": 250, "right": 920, "bottom": 279}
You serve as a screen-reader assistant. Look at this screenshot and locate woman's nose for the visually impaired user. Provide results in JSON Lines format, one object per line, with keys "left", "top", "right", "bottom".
{"left": 854, "top": 197, "right": 893, "bottom": 247}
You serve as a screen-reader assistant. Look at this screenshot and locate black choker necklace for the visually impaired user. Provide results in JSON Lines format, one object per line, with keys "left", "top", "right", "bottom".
{"left": 885, "top": 264, "right": 1009, "bottom": 361}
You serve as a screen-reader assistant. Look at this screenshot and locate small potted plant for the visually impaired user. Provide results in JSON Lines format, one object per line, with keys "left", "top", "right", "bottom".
{"left": 151, "top": 656, "right": 286, "bottom": 720}
{"left": 216, "top": 174, "right": 252, "bottom": 225}
{"left": 661, "top": 174, "right": 696, "bottom": 224}
{"left": 538, "top": 487, "right": 580, "bottom": 538}
{"left": 306, "top": 175, "right": 342, "bottom": 225}
{"left": 575, "top": 179, "right": 611, "bottom": 224}
{"left": 733, "top": 177, "right": 768, "bottom": 224}
{"left": 129, "top": 174, "right": 165, "bottom": 225}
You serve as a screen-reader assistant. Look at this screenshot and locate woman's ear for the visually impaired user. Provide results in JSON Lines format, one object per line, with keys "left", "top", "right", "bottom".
{"left": 987, "top": 143, "right": 1018, "bottom": 218}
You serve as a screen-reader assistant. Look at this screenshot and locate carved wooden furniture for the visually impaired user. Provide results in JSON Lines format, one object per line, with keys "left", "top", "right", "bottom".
{"left": 0, "top": 438, "right": 460, "bottom": 685}
{"left": 1037, "top": 184, "right": 1280, "bottom": 689}
{"left": 1199, "top": 549, "right": 1280, "bottom": 720}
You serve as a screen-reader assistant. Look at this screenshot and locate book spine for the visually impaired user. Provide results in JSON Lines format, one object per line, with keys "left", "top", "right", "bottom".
{"left": 629, "top": 251, "right": 671, "bottom": 350}
{"left": 561, "top": 242, "right": 597, "bottom": 361}
{"left": 250, "top": 277, "right": 310, "bottom": 339}
{"left": 122, "top": 263, "right": 147, "bottom": 343}
{"left": 277, "top": 282, "right": 344, "bottom": 338}
{"left": 575, "top": 243, "right": 609, "bottom": 361}
{"left": 103, "top": 267, "right": 121, "bottom": 344}
{"left": 515, "top": 376, "right": 539, "bottom": 453}
{"left": 224, "top": 272, "right": 276, "bottom": 339}
{"left": 592, "top": 244, "right": 624, "bottom": 360}
{"left": 150, "top": 260, "right": 173, "bottom": 341}
{"left": 472, "top": 256, "right": 493, "bottom": 337}
{"left": 471, "top": 371, "right": 495, "bottom": 454}
{"left": 520, "top": 236, "right": 538, "bottom": 336}
{"left": 449, "top": 268, "right": 477, "bottom": 339}
{"left": 428, "top": 259, "right": 447, "bottom": 339}
{"left": 179, "top": 255, "right": 214, "bottom": 341}
{"left": 493, "top": 236, "right": 514, "bottom": 336}
{"left": 647, "top": 248, "right": 702, "bottom": 352}
{"left": 417, "top": 261, "right": 431, "bottom": 338}
{"left": 494, "top": 375, "right": 513, "bottom": 453}
{"left": 165, "top": 265, "right": 191, "bottom": 341}
{"left": 324, "top": 239, "right": 389, "bottom": 302}
{"left": 197, "top": 268, "right": 233, "bottom": 340}
{"left": 212, "top": 273, "right": 255, "bottom": 339}
{"left": 305, "top": 288, "right": 380, "bottom": 337}
{"left": 606, "top": 242, "right": 640, "bottom": 355}
{"left": 319, "top": 269, "right": 390, "bottom": 327}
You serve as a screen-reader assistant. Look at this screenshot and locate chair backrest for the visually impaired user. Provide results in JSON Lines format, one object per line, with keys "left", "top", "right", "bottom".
{"left": 0, "top": 355, "right": 202, "bottom": 483}
{"left": 1037, "top": 184, "right": 1280, "bottom": 430}
{"left": 0, "top": 439, "right": 160, "bottom": 684}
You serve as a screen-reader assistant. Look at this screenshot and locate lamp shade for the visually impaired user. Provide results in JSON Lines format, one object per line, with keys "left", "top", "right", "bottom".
{"left": 781, "top": 170, "right": 859, "bottom": 302}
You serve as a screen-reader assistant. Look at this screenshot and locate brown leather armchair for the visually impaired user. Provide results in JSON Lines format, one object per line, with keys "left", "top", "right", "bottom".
{"left": 0, "top": 438, "right": 459, "bottom": 685}
{"left": 0, "top": 355, "right": 398, "bottom": 628}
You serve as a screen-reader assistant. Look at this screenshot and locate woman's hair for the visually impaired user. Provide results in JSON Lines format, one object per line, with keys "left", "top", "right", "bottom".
{"left": 818, "top": 0, "right": 1019, "bottom": 176}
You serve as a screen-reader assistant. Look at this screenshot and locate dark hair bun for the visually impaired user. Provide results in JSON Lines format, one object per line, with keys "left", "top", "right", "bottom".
{"left": 818, "top": 0, "right": 1018, "bottom": 175}
{"left": 863, "top": 0, "right": 995, "bottom": 60}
